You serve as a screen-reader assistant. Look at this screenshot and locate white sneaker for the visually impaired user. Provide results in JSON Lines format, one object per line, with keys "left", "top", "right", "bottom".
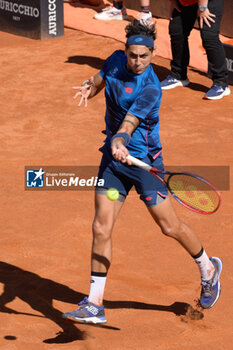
{"left": 94, "top": 6, "right": 128, "bottom": 21}
{"left": 137, "top": 11, "right": 152, "bottom": 25}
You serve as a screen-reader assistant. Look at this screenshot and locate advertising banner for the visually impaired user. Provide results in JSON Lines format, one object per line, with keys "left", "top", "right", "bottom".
{"left": 0, "top": 0, "right": 64, "bottom": 39}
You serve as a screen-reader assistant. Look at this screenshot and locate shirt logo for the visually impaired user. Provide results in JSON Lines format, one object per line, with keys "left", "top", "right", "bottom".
{"left": 125, "top": 87, "right": 133, "bottom": 93}
{"left": 110, "top": 67, "right": 118, "bottom": 76}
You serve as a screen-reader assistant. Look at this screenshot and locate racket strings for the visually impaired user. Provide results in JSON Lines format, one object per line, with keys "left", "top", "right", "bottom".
{"left": 167, "top": 174, "right": 220, "bottom": 213}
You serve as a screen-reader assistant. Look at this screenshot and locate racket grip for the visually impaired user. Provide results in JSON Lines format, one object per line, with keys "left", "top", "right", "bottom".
{"left": 126, "top": 155, "right": 152, "bottom": 172}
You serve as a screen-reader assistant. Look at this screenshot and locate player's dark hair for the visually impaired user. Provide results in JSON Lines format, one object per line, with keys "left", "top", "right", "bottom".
{"left": 125, "top": 19, "right": 156, "bottom": 52}
{"left": 125, "top": 19, "right": 156, "bottom": 40}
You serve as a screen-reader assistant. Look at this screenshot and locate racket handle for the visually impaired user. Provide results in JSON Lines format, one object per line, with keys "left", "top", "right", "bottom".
{"left": 126, "top": 155, "right": 152, "bottom": 172}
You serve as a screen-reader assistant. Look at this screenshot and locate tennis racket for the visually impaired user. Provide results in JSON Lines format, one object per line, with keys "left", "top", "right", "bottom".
{"left": 126, "top": 155, "right": 221, "bottom": 214}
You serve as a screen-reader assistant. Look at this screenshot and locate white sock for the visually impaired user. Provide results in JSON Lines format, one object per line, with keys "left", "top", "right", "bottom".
{"left": 88, "top": 272, "right": 107, "bottom": 306}
{"left": 193, "top": 248, "right": 215, "bottom": 281}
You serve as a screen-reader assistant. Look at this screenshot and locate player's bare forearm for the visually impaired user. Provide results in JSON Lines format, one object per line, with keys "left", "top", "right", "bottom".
{"left": 118, "top": 112, "right": 141, "bottom": 136}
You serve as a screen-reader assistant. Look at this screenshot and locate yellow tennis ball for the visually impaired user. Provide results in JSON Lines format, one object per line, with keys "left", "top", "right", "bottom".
{"left": 107, "top": 188, "right": 119, "bottom": 201}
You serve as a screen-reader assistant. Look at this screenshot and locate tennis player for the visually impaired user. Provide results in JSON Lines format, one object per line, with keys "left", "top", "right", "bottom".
{"left": 62, "top": 20, "right": 222, "bottom": 324}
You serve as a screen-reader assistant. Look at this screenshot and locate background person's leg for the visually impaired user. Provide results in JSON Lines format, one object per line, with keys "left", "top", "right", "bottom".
{"left": 201, "top": 0, "right": 230, "bottom": 99}
{"left": 169, "top": 4, "right": 197, "bottom": 81}
{"left": 94, "top": 0, "right": 128, "bottom": 20}
{"left": 138, "top": 0, "right": 152, "bottom": 24}
{"left": 161, "top": 4, "right": 197, "bottom": 90}
{"left": 201, "top": 0, "right": 228, "bottom": 87}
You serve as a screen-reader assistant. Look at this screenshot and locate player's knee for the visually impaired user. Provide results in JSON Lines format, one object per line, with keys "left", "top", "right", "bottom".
{"left": 160, "top": 220, "right": 182, "bottom": 239}
{"left": 92, "top": 219, "right": 112, "bottom": 241}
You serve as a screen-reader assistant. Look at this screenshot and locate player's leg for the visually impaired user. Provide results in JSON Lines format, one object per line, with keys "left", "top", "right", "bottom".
{"left": 147, "top": 196, "right": 203, "bottom": 255}
{"left": 62, "top": 192, "right": 125, "bottom": 324}
{"left": 62, "top": 147, "right": 129, "bottom": 323}
{"left": 147, "top": 197, "right": 222, "bottom": 309}
{"left": 88, "top": 146, "right": 129, "bottom": 304}
{"left": 137, "top": 154, "right": 206, "bottom": 257}
{"left": 89, "top": 191, "right": 125, "bottom": 303}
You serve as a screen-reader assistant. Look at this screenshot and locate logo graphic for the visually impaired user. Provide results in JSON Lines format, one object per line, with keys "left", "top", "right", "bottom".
{"left": 26, "top": 168, "right": 44, "bottom": 188}
{"left": 135, "top": 38, "right": 143, "bottom": 42}
{"left": 86, "top": 306, "right": 98, "bottom": 315}
{"left": 125, "top": 87, "right": 133, "bottom": 93}
{"left": 111, "top": 67, "right": 118, "bottom": 76}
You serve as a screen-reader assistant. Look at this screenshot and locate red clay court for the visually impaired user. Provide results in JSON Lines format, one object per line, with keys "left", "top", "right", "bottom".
{"left": 0, "top": 3, "right": 233, "bottom": 350}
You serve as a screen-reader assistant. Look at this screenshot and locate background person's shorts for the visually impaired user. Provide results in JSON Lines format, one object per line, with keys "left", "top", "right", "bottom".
{"left": 96, "top": 146, "right": 168, "bottom": 207}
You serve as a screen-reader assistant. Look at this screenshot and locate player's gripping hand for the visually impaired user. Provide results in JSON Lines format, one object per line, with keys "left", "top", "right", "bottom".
{"left": 111, "top": 138, "right": 130, "bottom": 164}
{"left": 198, "top": 8, "right": 216, "bottom": 28}
{"left": 72, "top": 76, "right": 95, "bottom": 107}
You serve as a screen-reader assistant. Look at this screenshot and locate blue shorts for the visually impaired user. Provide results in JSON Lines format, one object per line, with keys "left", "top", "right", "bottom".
{"left": 96, "top": 146, "right": 168, "bottom": 207}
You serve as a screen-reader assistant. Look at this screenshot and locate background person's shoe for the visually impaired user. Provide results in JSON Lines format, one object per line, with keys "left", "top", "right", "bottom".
{"left": 94, "top": 6, "right": 128, "bottom": 20}
{"left": 204, "top": 85, "right": 231, "bottom": 100}
{"left": 62, "top": 297, "right": 107, "bottom": 324}
{"left": 200, "top": 257, "right": 222, "bottom": 309}
{"left": 160, "top": 75, "right": 190, "bottom": 90}
{"left": 137, "top": 11, "right": 152, "bottom": 25}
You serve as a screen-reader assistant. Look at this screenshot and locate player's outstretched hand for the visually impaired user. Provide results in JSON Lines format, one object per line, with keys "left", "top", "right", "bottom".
{"left": 72, "top": 76, "right": 94, "bottom": 107}
{"left": 198, "top": 9, "right": 216, "bottom": 28}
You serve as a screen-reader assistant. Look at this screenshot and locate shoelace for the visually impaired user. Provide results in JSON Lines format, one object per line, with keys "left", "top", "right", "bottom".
{"left": 201, "top": 274, "right": 216, "bottom": 297}
{"left": 102, "top": 6, "right": 117, "bottom": 12}
{"left": 211, "top": 85, "right": 224, "bottom": 92}
{"left": 78, "top": 296, "right": 89, "bottom": 306}
{"left": 138, "top": 12, "right": 151, "bottom": 19}
{"left": 138, "top": 13, "right": 152, "bottom": 24}
{"left": 164, "top": 75, "right": 176, "bottom": 82}
{"left": 201, "top": 279, "right": 213, "bottom": 297}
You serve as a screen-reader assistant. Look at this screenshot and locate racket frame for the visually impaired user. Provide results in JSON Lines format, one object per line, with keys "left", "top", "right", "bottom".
{"left": 126, "top": 155, "right": 221, "bottom": 214}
